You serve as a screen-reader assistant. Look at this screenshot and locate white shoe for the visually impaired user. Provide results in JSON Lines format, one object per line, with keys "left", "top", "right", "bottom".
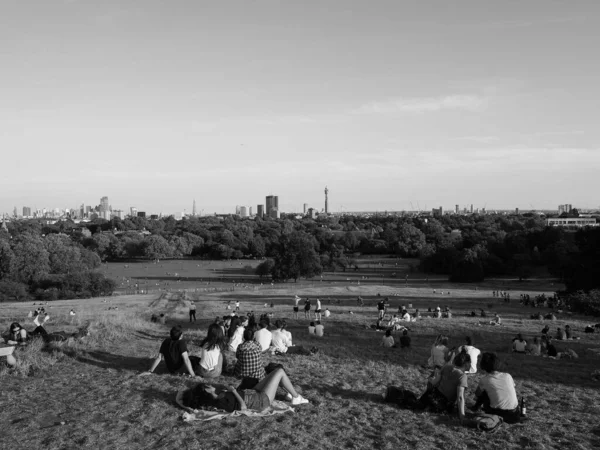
{"left": 292, "top": 395, "right": 309, "bottom": 405}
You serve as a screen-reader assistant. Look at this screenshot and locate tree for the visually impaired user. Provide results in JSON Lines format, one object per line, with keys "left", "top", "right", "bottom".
{"left": 248, "top": 236, "right": 267, "bottom": 258}
{"left": 0, "top": 239, "right": 14, "bottom": 280}
{"left": 44, "top": 234, "right": 83, "bottom": 274}
{"left": 142, "top": 235, "right": 174, "bottom": 260}
{"left": 10, "top": 233, "right": 50, "bottom": 284}
{"left": 256, "top": 259, "right": 275, "bottom": 278}
{"left": 272, "top": 232, "right": 322, "bottom": 282}
{"left": 396, "top": 223, "right": 426, "bottom": 257}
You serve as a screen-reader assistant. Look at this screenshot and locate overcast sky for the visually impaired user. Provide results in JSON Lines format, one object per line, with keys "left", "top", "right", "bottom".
{"left": 1, "top": 0, "right": 599, "bottom": 215}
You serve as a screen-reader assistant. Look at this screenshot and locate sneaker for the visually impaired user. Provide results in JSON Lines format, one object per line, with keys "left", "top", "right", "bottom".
{"left": 291, "top": 395, "right": 309, "bottom": 405}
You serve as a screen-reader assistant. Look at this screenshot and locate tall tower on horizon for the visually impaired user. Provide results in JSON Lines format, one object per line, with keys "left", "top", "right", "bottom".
{"left": 324, "top": 186, "right": 329, "bottom": 215}
{"left": 192, "top": 199, "right": 197, "bottom": 216}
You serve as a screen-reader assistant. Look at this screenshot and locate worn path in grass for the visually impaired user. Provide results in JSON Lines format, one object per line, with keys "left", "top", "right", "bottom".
{"left": 2, "top": 285, "right": 600, "bottom": 450}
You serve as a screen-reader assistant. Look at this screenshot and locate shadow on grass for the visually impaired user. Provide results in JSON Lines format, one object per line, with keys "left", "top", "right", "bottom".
{"left": 74, "top": 350, "right": 152, "bottom": 373}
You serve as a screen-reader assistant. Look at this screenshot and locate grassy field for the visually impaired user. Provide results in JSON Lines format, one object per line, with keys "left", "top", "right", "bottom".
{"left": 2, "top": 273, "right": 600, "bottom": 449}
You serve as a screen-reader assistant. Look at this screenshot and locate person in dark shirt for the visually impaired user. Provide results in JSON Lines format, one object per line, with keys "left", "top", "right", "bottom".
{"left": 546, "top": 337, "right": 558, "bottom": 358}
{"left": 400, "top": 330, "right": 411, "bottom": 349}
{"left": 142, "top": 326, "right": 199, "bottom": 377}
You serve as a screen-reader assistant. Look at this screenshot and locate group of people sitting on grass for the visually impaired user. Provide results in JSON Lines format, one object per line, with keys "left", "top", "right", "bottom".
{"left": 386, "top": 335, "right": 522, "bottom": 426}
{"left": 142, "top": 323, "right": 310, "bottom": 412}
{"left": 511, "top": 327, "right": 579, "bottom": 359}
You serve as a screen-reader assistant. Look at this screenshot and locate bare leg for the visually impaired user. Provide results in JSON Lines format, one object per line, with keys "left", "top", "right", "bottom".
{"left": 6, "top": 354, "right": 16, "bottom": 367}
{"left": 253, "top": 368, "right": 298, "bottom": 403}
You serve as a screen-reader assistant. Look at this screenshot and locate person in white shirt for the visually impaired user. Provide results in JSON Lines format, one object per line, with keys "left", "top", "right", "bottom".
{"left": 198, "top": 323, "right": 226, "bottom": 378}
{"left": 254, "top": 321, "right": 273, "bottom": 352}
{"left": 456, "top": 336, "right": 481, "bottom": 374}
{"left": 228, "top": 318, "right": 247, "bottom": 352}
{"left": 473, "top": 352, "right": 521, "bottom": 424}
{"left": 315, "top": 298, "right": 322, "bottom": 321}
{"left": 281, "top": 321, "right": 293, "bottom": 346}
{"left": 308, "top": 322, "right": 316, "bottom": 335}
{"left": 512, "top": 334, "right": 527, "bottom": 353}
{"left": 314, "top": 321, "right": 324, "bottom": 337}
{"left": 271, "top": 320, "right": 292, "bottom": 353}
{"left": 324, "top": 308, "right": 331, "bottom": 318}
{"left": 381, "top": 329, "right": 395, "bottom": 348}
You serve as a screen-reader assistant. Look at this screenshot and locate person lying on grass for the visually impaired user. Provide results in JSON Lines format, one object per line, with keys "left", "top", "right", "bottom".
{"left": 183, "top": 367, "right": 309, "bottom": 412}
{"left": 142, "top": 325, "right": 200, "bottom": 378}
{"left": 472, "top": 352, "right": 521, "bottom": 424}
{"left": 3, "top": 322, "right": 28, "bottom": 346}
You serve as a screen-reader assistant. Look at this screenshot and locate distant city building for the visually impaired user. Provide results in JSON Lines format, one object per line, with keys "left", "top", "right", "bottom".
{"left": 235, "top": 205, "right": 241, "bottom": 215}
{"left": 100, "top": 196, "right": 109, "bottom": 213}
{"left": 303, "top": 203, "right": 308, "bottom": 214}
{"left": 192, "top": 199, "right": 197, "bottom": 216}
{"left": 266, "top": 195, "right": 279, "bottom": 217}
{"left": 470, "top": 204, "right": 473, "bottom": 214}
{"left": 249, "top": 206, "right": 253, "bottom": 216}
{"left": 324, "top": 186, "right": 329, "bottom": 214}
{"left": 22, "top": 206, "right": 32, "bottom": 217}
{"left": 515, "top": 208, "right": 520, "bottom": 215}
{"left": 113, "top": 210, "right": 125, "bottom": 219}
{"left": 558, "top": 204, "right": 573, "bottom": 214}
{"left": 101, "top": 210, "right": 110, "bottom": 220}
{"left": 270, "top": 209, "right": 280, "bottom": 219}
{"left": 432, "top": 206, "right": 443, "bottom": 217}
{"left": 307, "top": 208, "right": 316, "bottom": 219}
{"left": 130, "top": 207, "right": 138, "bottom": 217}
{"left": 547, "top": 218, "right": 597, "bottom": 228}
{"left": 150, "top": 214, "right": 159, "bottom": 220}
{"left": 240, "top": 206, "right": 248, "bottom": 217}
{"left": 257, "top": 204, "right": 264, "bottom": 218}
{"left": 137, "top": 211, "right": 146, "bottom": 218}
{"left": 455, "top": 204, "right": 459, "bottom": 214}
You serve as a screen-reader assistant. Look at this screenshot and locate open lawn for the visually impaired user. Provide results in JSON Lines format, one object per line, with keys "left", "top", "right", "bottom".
{"left": 2, "top": 279, "right": 600, "bottom": 449}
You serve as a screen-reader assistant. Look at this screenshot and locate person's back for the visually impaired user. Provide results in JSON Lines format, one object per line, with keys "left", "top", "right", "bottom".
{"left": 431, "top": 344, "right": 448, "bottom": 367}
{"left": 228, "top": 326, "right": 245, "bottom": 352}
{"left": 381, "top": 330, "right": 394, "bottom": 348}
{"left": 314, "top": 322, "right": 324, "bottom": 337}
{"left": 254, "top": 322, "right": 272, "bottom": 352}
{"left": 234, "top": 329, "right": 265, "bottom": 380}
{"left": 160, "top": 337, "right": 188, "bottom": 373}
{"left": 458, "top": 343, "right": 480, "bottom": 373}
{"left": 308, "top": 322, "right": 316, "bottom": 335}
{"left": 436, "top": 364, "right": 467, "bottom": 403}
{"left": 512, "top": 337, "right": 527, "bottom": 353}
{"left": 324, "top": 309, "right": 331, "bottom": 318}
{"left": 526, "top": 339, "right": 541, "bottom": 356}
{"left": 271, "top": 328, "right": 290, "bottom": 352}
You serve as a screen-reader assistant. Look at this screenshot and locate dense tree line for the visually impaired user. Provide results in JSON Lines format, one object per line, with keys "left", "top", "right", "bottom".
{"left": 0, "top": 230, "right": 116, "bottom": 302}
{"left": 2, "top": 212, "right": 599, "bottom": 290}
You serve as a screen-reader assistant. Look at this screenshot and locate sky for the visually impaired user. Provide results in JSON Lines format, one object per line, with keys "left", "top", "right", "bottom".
{"left": 1, "top": 0, "right": 599, "bottom": 215}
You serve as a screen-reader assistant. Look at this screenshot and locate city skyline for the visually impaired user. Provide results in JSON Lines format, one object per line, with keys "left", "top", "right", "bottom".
{"left": 1, "top": 1, "right": 599, "bottom": 214}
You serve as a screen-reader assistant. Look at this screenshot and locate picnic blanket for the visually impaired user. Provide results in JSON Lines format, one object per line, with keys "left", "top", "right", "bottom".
{"left": 176, "top": 389, "right": 295, "bottom": 422}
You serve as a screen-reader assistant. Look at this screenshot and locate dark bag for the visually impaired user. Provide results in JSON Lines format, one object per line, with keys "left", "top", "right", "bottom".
{"left": 237, "top": 377, "right": 259, "bottom": 391}
{"left": 384, "top": 386, "right": 419, "bottom": 409}
{"left": 463, "top": 413, "right": 503, "bottom": 433}
{"left": 265, "top": 362, "right": 284, "bottom": 374}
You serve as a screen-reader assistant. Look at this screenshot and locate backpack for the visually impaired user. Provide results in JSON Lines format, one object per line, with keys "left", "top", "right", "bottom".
{"left": 464, "top": 413, "right": 503, "bottom": 433}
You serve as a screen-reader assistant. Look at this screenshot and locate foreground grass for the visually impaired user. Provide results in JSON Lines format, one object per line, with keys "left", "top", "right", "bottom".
{"left": 1, "top": 288, "right": 600, "bottom": 450}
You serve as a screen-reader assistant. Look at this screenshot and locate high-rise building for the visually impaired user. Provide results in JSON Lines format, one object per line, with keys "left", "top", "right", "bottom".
{"left": 455, "top": 204, "right": 460, "bottom": 214}
{"left": 235, "top": 205, "right": 241, "bottom": 215}
{"left": 130, "top": 207, "right": 138, "bottom": 217}
{"left": 22, "top": 206, "right": 32, "bottom": 217}
{"left": 432, "top": 207, "right": 443, "bottom": 217}
{"left": 240, "top": 206, "right": 248, "bottom": 217}
{"left": 249, "top": 206, "right": 253, "bottom": 216}
{"left": 515, "top": 207, "right": 520, "bottom": 215}
{"left": 257, "top": 205, "right": 264, "bottom": 218}
{"left": 192, "top": 199, "right": 197, "bottom": 216}
{"left": 100, "top": 196, "right": 109, "bottom": 213}
{"left": 324, "top": 186, "right": 329, "bottom": 214}
{"left": 266, "top": 195, "right": 279, "bottom": 216}
{"left": 558, "top": 204, "right": 573, "bottom": 214}
{"left": 470, "top": 204, "right": 473, "bottom": 214}
{"left": 303, "top": 203, "right": 308, "bottom": 214}
{"left": 137, "top": 211, "right": 146, "bottom": 218}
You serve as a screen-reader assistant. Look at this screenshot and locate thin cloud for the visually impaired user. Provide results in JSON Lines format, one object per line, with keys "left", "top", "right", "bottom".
{"left": 351, "top": 95, "right": 487, "bottom": 115}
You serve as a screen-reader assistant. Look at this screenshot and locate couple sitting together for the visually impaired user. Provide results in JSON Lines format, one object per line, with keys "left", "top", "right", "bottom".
{"left": 386, "top": 350, "right": 521, "bottom": 425}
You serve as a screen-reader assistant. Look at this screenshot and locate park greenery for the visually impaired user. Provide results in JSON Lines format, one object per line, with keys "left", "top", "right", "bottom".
{"left": 1, "top": 213, "right": 599, "bottom": 310}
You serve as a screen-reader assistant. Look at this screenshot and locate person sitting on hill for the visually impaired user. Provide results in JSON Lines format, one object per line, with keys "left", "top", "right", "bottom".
{"left": 143, "top": 326, "right": 199, "bottom": 378}
{"left": 401, "top": 310, "right": 411, "bottom": 321}
{"left": 429, "top": 335, "right": 449, "bottom": 368}
{"left": 253, "top": 321, "right": 272, "bottom": 353}
{"left": 198, "top": 324, "right": 226, "bottom": 378}
{"left": 234, "top": 328, "right": 265, "bottom": 381}
{"left": 541, "top": 325, "right": 550, "bottom": 336}
{"left": 184, "top": 367, "right": 309, "bottom": 412}
{"left": 564, "top": 325, "right": 575, "bottom": 340}
{"left": 400, "top": 330, "right": 411, "bottom": 349}
{"left": 31, "top": 311, "right": 50, "bottom": 340}
{"left": 490, "top": 314, "right": 502, "bottom": 326}
{"left": 308, "top": 322, "right": 316, "bottom": 335}
{"left": 314, "top": 321, "right": 324, "bottom": 337}
{"left": 526, "top": 337, "right": 541, "bottom": 356}
{"left": 271, "top": 320, "right": 292, "bottom": 354}
{"left": 324, "top": 308, "right": 331, "bottom": 318}
{"left": 381, "top": 329, "right": 395, "bottom": 348}
{"left": 545, "top": 337, "right": 558, "bottom": 358}
{"left": 416, "top": 349, "right": 471, "bottom": 422}
{"left": 512, "top": 334, "right": 527, "bottom": 353}
{"left": 472, "top": 352, "right": 521, "bottom": 424}
{"left": 228, "top": 317, "right": 247, "bottom": 352}
{"left": 555, "top": 327, "right": 566, "bottom": 341}
{"left": 456, "top": 336, "right": 480, "bottom": 374}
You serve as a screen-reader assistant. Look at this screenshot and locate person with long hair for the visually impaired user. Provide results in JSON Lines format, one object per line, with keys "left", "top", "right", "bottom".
{"left": 429, "top": 335, "right": 449, "bottom": 368}
{"left": 3, "top": 322, "right": 28, "bottom": 345}
{"left": 198, "top": 324, "right": 227, "bottom": 378}
{"left": 184, "top": 367, "right": 309, "bottom": 412}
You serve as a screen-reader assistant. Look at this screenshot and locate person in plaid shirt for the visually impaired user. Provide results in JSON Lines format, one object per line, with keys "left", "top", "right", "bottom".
{"left": 234, "top": 328, "right": 266, "bottom": 380}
